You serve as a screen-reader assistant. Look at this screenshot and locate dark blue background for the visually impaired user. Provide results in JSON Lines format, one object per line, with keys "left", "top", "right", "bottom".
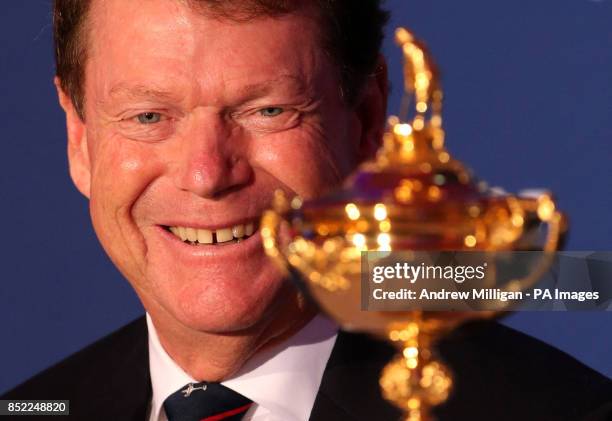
{"left": 1, "top": 0, "right": 611, "bottom": 393}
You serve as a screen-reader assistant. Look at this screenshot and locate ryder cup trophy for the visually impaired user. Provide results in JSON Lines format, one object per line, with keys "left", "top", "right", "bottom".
{"left": 260, "top": 28, "right": 568, "bottom": 420}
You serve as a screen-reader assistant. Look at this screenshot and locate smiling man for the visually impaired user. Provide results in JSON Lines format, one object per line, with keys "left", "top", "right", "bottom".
{"left": 5, "top": 0, "right": 388, "bottom": 420}
{"left": 64, "top": 0, "right": 385, "bottom": 384}
{"left": 4, "top": 1, "right": 612, "bottom": 421}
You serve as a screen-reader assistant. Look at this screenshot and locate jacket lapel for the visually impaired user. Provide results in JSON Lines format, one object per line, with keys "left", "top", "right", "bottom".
{"left": 76, "top": 316, "right": 152, "bottom": 421}
{"left": 309, "top": 330, "right": 401, "bottom": 421}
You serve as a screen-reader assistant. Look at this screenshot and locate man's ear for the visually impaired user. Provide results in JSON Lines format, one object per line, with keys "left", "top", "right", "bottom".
{"left": 355, "top": 54, "right": 389, "bottom": 161}
{"left": 55, "top": 77, "right": 91, "bottom": 199}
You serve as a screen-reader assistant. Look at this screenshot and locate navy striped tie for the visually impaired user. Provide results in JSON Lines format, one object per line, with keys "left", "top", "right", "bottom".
{"left": 163, "top": 381, "right": 253, "bottom": 421}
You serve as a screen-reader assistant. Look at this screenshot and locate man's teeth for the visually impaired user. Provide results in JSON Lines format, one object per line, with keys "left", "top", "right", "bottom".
{"left": 232, "top": 224, "right": 245, "bottom": 238}
{"left": 169, "top": 223, "right": 255, "bottom": 245}
{"left": 186, "top": 228, "right": 197, "bottom": 242}
{"left": 197, "top": 229, "right": 212, "bottom": 244}
{"left": 216, "top": 228, "right": 233, "bottom": 243}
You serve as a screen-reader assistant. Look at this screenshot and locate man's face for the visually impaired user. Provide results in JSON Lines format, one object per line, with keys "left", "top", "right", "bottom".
{"left": 67, "top": 0, "right": 380, "bottom": 333}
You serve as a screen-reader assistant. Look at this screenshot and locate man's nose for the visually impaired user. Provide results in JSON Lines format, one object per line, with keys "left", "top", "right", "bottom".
{"left": 172, "top": 114, "right": 252, "bottom": 199}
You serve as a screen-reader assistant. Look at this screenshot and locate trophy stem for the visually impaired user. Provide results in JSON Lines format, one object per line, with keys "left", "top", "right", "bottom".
{"left": 380, "top": 322, "right": 452, "bottom": 421}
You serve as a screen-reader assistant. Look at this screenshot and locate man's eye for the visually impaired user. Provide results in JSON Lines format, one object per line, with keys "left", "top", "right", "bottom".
{"left": 136, "top": 112, "right": 162, "bottom": 124}
{"left": 233, "top": 106, "right": 299, "bottom": 133}
{"left": 259, "top": 107, "right": 284, "bottom": 117}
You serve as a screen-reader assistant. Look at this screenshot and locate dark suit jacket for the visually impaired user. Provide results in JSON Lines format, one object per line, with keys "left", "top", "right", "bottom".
{"left": 3, "top": 316, "right": 612, "bottom": 421}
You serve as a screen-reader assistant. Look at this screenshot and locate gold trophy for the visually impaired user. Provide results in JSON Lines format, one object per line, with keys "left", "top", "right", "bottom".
{"left": 261, "top": 28, "right": 567, "bottom": 420}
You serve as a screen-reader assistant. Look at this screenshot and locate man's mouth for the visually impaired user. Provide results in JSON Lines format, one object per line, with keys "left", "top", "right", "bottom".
{"left": 164, "top": 222, "right": 256, "bottom": 245}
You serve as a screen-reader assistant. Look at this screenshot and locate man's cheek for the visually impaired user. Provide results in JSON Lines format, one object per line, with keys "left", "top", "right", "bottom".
{"left": 259, "top": 152, "right": 338, "bottom": 198}
{"left": 90, "top": 139, "right": 160, "bottom": 200}
{"left": 250, "top": 138, "right": 346, "bottom": 198}
{"left": 88, "top": 140, "right": 162, "bottom": 253}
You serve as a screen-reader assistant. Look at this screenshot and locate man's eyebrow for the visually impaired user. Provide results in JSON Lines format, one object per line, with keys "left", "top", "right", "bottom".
{"left": 105, "top": 75, "right": 309, "bottom": 104}
{"left": 234, "top": 75, "right": 309, "bottom": 100}
{"left": 107, "top": 83, "right": 180, "bottom": 102}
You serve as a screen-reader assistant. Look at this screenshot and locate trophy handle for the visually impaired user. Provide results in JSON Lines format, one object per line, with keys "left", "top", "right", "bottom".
{"left": 260, "top": 210, "right": 291, "bottom": 276}
{"left": 495, "top": 193, "right": 568, "bottom": 301}
{"left": 261, "top": 190, "right": 353, "bottom": 292}
{"left": 260, "top": 190, "right": 293, "bottom": 276}
{"left": 517, "top": 193, "right": 567, "bottom": 251}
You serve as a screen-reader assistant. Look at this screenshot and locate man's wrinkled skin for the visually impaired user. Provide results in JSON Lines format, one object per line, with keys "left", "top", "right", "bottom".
{"left": 56, "top": 0, "right": 387, "bottom": 381}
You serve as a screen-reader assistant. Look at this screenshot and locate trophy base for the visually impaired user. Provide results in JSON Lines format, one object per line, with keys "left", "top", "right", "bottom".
{"left": 380, "top": 321, "right": 453, "bottom": 421}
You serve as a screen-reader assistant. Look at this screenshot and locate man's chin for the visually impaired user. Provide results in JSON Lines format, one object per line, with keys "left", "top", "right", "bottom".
{"left": 146, "top": 275, "right": 291, "bottom": 335}
{"left": 172, "top": 299, "right": 277, "bottom": 335}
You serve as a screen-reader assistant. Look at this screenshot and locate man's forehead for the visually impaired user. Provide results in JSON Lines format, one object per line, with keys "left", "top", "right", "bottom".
{"left": 89, "top": 0, "right": 206, "bottom": 46}
{"left": 89, "top": 0, "right": 317, "bottom": 39}
{"left": 86, "top": 0, "right": 328, "bottom": 104}
{"left": 87, "top": 0, "right": 323, "bottom": 71}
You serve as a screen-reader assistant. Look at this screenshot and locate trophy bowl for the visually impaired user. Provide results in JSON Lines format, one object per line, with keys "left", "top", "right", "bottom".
{"left": 261, "top": 28, "right": 568, "bottom": 420}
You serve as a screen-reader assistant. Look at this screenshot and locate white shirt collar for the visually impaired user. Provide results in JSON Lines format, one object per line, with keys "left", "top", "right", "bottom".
{"left": 147, "top": 313, "right": 338, "bottom": 421}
